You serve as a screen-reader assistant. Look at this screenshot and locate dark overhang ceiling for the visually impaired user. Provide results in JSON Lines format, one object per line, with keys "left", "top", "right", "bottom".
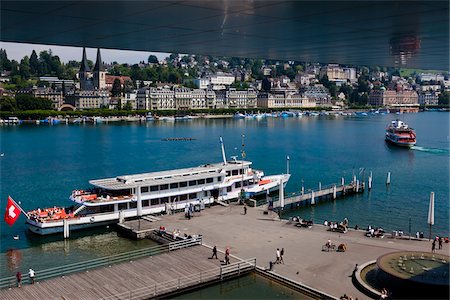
{"left": 1, "top": 1, "right": 448, "bottom": 70}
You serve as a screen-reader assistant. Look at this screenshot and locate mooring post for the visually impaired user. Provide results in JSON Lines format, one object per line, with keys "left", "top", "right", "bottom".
{"left": 353, "top": 175, "right": 356, "bottom": 184}
{"left": 368, "top": 172, "right": 373, "bottom": 190}
{"left": 319, "top": 182, "right": 321, "bottom": 190}
{"left": 386, "top": 172, "right": 391, "bottom": 185}
{"left": 311, "top": 190, "right": 315, "bottom": 205}
{"left": 333, "top": 185, "right": 337, "bottom": 199}
{"left": 356, "top": 180, "right": 360, "bottom": 192}
{"left": 341, "top": 177, "right": 345, "bottom": 186}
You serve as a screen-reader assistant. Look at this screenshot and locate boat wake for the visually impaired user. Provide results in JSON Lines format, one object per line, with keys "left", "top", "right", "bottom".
{"left": 410, "top": 146, "right": 449, "bottom": 154}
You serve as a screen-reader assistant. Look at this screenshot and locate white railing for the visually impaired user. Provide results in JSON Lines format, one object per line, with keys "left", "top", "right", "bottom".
{"left": 101, "top": 257, "right": 256, "bottom": 300}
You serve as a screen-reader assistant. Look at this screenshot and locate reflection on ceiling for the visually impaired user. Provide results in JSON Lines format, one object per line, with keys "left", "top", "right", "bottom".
{"left": 1, "top": 1, "right": 448, "bottom": 69}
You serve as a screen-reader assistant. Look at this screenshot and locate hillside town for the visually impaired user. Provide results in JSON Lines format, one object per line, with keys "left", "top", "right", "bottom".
{"left": 0, "top": 48, "right": 449, "bottom": 114}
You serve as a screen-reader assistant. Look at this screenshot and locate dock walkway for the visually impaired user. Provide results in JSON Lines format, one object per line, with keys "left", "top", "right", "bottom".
{"left": 0, "top": 246, "right": 254, "bottom": 300}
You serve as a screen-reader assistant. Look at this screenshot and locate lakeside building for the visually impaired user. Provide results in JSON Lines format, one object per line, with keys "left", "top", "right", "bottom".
{"left": 418, "top": 73, "right": 445, "bottom": 83}
{"left": 418, "top": 91, "right": 439, "bottom": 105}
{"left": 78, "top": 48, "right": 107, "bottom": 92}
{"left": 105, "top": 75, "right": 133, "bottom": 91}
{"left": 368, "top": 89, "right": 419, "bottom": 106}
{"left": 257, "top": 92, "right": 316, "bottom": 108}
{"left": 226, "top": 88, "right": 257, "bottom": 108}
{"left": 121, "top": 91, "right": 138, "bottom": 110}
{"left": 65, "top": 90, "right": 110, "bottom": 109}
{"left": 194, "top": 72, "right": 235, "bottom": 90}
{"left": 31, "top": 87, "right": 64, "bottom": 109}
{"left": 300, "top": 84, "right": 331, "bottom": 106}
{"left": 319, "top": 64, "right": 357, "bottom": 85}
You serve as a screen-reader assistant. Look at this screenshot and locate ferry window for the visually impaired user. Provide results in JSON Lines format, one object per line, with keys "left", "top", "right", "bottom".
{"left": 160, "top": 197, "right": 169, "bottom": 204}
{"left": 118, "top": 203, "right": 128, "bottom": 210}
{"left": 226, "top": 171, "right": 231, "bottom": 176}
{"left": 227, "top": 186, "right": 232, "bottom": 192}
{"left": 141, "top": 186, "right": 149, "bottom": 193}
{"left": 151, "top": 198, "right": 160, "bottom": 206}
{"left": 160, "top": 184, "right": 168, "bottom": 190}
{"left": 180, "top": 194, "right": 187, "bottom": 200}
{"left": 197, "top": 179, "right": 205, "bottom": 185}
{"left": 206, "top": 178, "right": 213, "bottom": 183}
{"left": 232, "top": 170, "right": 238, "bottom": 175}
{"left": 189, "top": 193, "right": 196, "bottom": 199}
{"left": 204, "top": 191, "right": 208, "bottom": 197}
{"left": 239, "top": 169, "right": 243, "bottom": 175}
{"left": 217, "top": 177, "right": 222, "bottom": 182}
{"left": 189, "top": 180, "right": 196, "bottom": 186}
{"left": 235, "top": 182, "right": 241, "bottom": 188}
{"left": 150, "top": 185, "right": 159, "bottom": 192}
{"left": 100, "top": 204, "right": 114, "bottom": 213}
{"left": 129, "top": 202, "right": 137, "bottom": 209}
{"left": 179, "top": 181, "right": 187, "bottom": 187}
{"left": 170, "top": 183, "right": 179, "bottom": 189}
{"left": 142, "top": 200, "right": 149, "bottom": 207}
{"left": 243, "top": 180, "right": 248, "bottom": 186}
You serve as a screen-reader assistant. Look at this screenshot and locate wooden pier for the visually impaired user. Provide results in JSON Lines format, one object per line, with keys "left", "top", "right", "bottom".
{"left": 0, "top": 242, "right": 256, "bottom": 300}
{"left": 273, "top": 180, "right": 364, "bottom": 209}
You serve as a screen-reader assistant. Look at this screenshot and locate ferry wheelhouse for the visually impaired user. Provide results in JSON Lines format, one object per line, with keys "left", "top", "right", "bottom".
{"left": 26, "top": 142, "right": 290, "bottom": 235}
{"left": 385, "top": 120, "right": 416, "bottom": 147}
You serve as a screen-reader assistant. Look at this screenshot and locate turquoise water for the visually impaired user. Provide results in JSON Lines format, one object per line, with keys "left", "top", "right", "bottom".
{"left": 170, "top": 272, "right": 314, "bottom": 299}
{"left": 0, "top": 112, "right": 449, "bottom": 276}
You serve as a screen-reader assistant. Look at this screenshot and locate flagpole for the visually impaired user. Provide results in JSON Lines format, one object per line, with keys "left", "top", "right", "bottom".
{"left": 9, "top": 196, "right": 30, "bottom": 219}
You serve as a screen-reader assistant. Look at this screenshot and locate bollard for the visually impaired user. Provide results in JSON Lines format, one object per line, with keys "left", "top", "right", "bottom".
{"left": 386, "top": 172, "right": 391, "bottom": 185}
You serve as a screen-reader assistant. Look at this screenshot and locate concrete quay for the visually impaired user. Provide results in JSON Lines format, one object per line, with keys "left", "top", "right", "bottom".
{"left": 155, "top": 204, "right": 449, "bottom": 299}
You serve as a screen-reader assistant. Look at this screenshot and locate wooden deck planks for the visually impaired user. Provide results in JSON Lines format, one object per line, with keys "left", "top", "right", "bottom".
{"left": 0, "top": 246, "right": 227, "bottom": 300}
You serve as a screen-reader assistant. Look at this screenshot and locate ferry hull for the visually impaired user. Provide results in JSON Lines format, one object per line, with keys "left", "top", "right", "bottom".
{"left": 385, "top": 136, "right": 416, "bottom": 147}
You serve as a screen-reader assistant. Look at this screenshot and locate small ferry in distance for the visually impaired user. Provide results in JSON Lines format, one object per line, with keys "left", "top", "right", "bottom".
{"left": 26, "top": 138, "right": 290, "bottom": 235}
{"left": 385, "top": 120, "right": 416, "bottom": 147}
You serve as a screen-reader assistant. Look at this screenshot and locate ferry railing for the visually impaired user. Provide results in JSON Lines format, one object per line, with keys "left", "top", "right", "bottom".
{"left": 101, "top": 257, "right": 256, "bottom": 300}
{"left": 0, "top": 237, "right": 202, "bottom": 290}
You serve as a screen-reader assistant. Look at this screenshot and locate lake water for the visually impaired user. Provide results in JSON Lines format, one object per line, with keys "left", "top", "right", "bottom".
{"left": 1, "top": 112, "right": 448, "bottom": 277}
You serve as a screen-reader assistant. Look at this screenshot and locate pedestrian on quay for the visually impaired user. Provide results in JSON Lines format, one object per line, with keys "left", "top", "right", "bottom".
{"left": 16, "top": 271, "right": 22, "bottom": 287}
{"left": 28, "top": 268, "right": 35, "bottom": 284}
{"left": 280, "top": 248, "right": 285, "bottom": 264}
{"left": 276, "top": 248, "right": 281, "bottom": 264}
{"left": 243, "top": 204, "right": 247, "bottom": 215}
{"left": 438, "top": 237, "right": 443, "bottom": 250}
{"left": 432, "top": 240, "right": 436, "bottom": 253}
{"left": 225, "top": 247, "right": 230, "bottom": 265}
{"left": 211, "top": 246, "right": 218, "bottom": 259}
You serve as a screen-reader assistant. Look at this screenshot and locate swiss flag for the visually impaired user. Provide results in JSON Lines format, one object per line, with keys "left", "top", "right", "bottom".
{"left": 4, "top": 196, "right": 20, "bottom": 226}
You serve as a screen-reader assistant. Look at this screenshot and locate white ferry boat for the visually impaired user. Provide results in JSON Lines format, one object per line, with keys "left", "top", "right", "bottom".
{"left": 26, "top": 139, "right": 290, "bottom": 235}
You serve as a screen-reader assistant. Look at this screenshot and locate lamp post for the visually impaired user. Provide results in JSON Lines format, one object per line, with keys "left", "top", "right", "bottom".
{"left": 240, "top": 134, "right": 245, "bottom": 204}
{"left": 286, "top": 155, "right": 290, "bottom": 174}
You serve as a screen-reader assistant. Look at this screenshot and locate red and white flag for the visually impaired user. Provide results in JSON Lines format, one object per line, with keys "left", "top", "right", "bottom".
{"left": 4, "top": 196, "right": 21, "bottom": 226}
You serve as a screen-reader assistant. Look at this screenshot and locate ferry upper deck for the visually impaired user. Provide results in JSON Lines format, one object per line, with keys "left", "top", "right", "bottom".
{"left": 89, "top": 160, "right": 254, "bottom": 190}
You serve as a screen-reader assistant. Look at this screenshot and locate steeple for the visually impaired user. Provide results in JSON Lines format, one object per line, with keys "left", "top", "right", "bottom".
{"left": 79, "top": 47, "right": 90, "bottom": 72}
{"left": 93, "top": 48, "right": 105, "bottom": 72}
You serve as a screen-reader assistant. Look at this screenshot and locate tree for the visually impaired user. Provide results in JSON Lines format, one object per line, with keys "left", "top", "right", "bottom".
{"left": 111, "top": 78, "right": 122, "bottom": 97}
{"left": 0, "top": 49, "right": 12, "bottom": 71}
{"left": 29, "top": 50, "right": 39, "bottom": 75}
{"left": 123, "top": 101, "right": 132, "bottom": 111}
{"left": 438, "top": 91, "right": 449, "bottom": 105}
{"left": 19, "top": 56, "right": 31, "bottom": 79}
{"left": 147, "top": 55, "right": 158, "bottom": 64}
{"left": 0, "top": 96, "right": 17, "bottom": 111}
{"left": 261, "top": 77, "right": 271, "bottom": 92}
{"left": 15, "top": 94, "right": 53, "bottom": 110}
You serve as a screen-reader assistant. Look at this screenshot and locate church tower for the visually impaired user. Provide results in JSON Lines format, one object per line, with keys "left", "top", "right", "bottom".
{"left": 93, "top": 48, "right": 106, "bottom": 90}
{"left": 78, "top": 47, "right": 92, "bottom": 90}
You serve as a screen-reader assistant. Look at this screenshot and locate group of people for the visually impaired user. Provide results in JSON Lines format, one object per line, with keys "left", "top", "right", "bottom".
{"left": 324, "top": 218, "right": 348, "bottom": 233}
{"left": 210, "top": 246, "right": 231, "bottom": 265}
{"left": 365, "top": 225, "right": 385, "bottom": 238}
{"left": 16, "top": 268, "right": 35, "bottom": 287}
{"left": 275, "top": 248, "right": 285, "bottom": 264}
{"left": 431, "top": 236, "right": 446, "bottom": 252}
{"left": 184, "top": 203, "right": 195, "bottom": 219}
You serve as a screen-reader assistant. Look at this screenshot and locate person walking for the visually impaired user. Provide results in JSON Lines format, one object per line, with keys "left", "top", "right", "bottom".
{"left": 211, "top": 246, "right": 218, "bottom": 259}
{"left": 28, "top": 268, "right": 35, "bottom": 284}
{"left": 276, "top": 248, "right": 281, "bottom": 264}
{"left": 280, "top": 248, "right": 284, "bottom": 264}
{"left": 243, "top": 205, "right": 247, "bottom": 215}
{"left": 432, "top": 240, "right": 436, "bottom": 253}
{"left": 225, "top": 247, "right": 230, "bottom": 265}
{"left": 438, "top": 237, "right": 443, "bottom": 250}
{"left": 16, "top": 271, "right": 22, "bottom": 287}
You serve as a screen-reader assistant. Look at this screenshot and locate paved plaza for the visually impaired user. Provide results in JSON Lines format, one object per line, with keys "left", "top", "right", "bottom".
{"left": 158, "top": 204, "right": 449, "bottom": 299}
